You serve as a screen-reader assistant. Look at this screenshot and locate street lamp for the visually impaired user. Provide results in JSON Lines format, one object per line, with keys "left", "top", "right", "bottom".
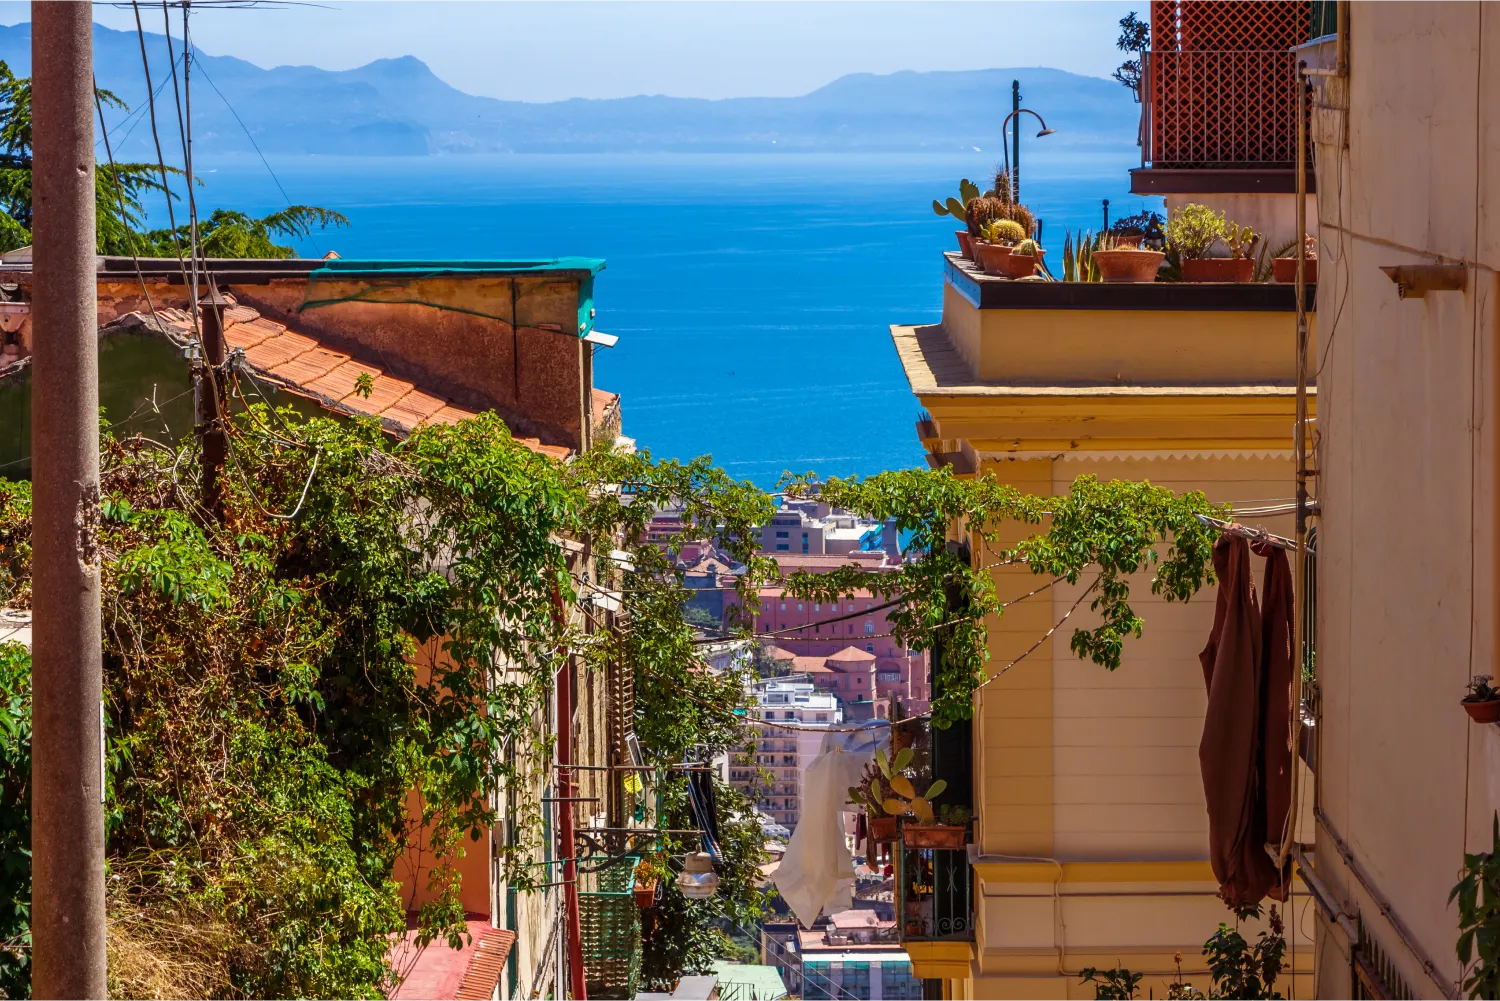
{"left": 1002, "top": 80, "right": 1056, "bottom": 204}
{"left": 676, "top": 851, "right": 720, "bottom": 899}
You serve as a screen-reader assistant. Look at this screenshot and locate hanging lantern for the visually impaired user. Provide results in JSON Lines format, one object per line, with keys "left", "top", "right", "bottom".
{"left": 676, "top": 852, "right": 719, "bottom": 900}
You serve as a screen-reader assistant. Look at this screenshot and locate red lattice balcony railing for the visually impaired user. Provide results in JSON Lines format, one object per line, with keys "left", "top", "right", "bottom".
{"left": 1142, "top": 49, "right": 1305, "bottom": 169}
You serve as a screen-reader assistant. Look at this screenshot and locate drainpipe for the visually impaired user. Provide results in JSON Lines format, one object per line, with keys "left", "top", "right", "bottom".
{"left": 552, "top": 583, "right": 588, "bottom": 1000}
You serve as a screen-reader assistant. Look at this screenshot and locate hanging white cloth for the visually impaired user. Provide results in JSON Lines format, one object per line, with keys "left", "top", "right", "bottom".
{"left": 773, "top": 723, "right": 886, "bottom": 928}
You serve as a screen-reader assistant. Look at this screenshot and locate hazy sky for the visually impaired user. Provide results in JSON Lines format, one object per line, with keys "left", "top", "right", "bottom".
{"left": 0, "top": 1, "right": 1137, "bottom": 103}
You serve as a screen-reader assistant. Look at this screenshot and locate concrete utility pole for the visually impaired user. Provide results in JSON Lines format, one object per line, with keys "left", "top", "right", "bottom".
{"left": 29, "top": 3, "right": 106, "bottom": 998}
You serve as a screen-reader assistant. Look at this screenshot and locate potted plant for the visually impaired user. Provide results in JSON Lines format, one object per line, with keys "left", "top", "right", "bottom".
{"left": 904, "top": 803, "right": 970, "bottom": 850}
{"left": 850, "top": 747, "right": 909, "bottom": 843}
{"left": 1167, "top": 203, "right": 1248, "bottom": 282}
{"left": 1463, "top": 675, "right": 1500, "bottom": 723}
{"left": 933, "top": 179, "right": 982, "bottom": 259}
{"left": 1093, "top": 231, "right": 1165, "bottom": 283}
{"left": 1273, "top": 235, "right": 1319, "bottom": 284}
{"left": 633, "top": 859, "right": 660, "bottom": 908}
{"left": 993, "top": 237, "right": 1043, "bottom": 279}
{"left": 975, "top": 218, "right": 1025, "bottom": 275}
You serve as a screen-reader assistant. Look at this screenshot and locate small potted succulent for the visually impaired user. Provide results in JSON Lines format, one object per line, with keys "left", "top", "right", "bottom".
{"left": 933, "top": 179, "right": 982, "bottom": 259}
{"left": 1463, "top": 675, "right": 1500, "bottom": 724}
{"left": 1273, "top": 235, "right": 1319, "bottom": 284}
{"left": 903, "top": 803, "right": 970, "bottom": 851}
{"left": 975, "top": 218, "right": 1025, "bottom": 275}
{"left": 993, "top": 237, "right": 1043, "bottom": 279}
{"left": 1093, "top": 231, "right": 1165, "bottom": 283}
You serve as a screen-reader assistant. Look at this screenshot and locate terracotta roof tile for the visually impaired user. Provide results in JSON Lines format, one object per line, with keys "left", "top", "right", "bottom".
{"left": 592, "top": 388, "right": 619, "bottom": 414}
{"left": 351, "top": 376, "right": 416, "bottom": 416}
{"left": 380, "top": 388, "right": 447, "bottom": 426}
{"left": 269, "top": 346, "right": 350, "bottom": 387}
{"left": 826, "top": 646, "right": 877, "bottom": 662}
{"left": 424, "top": 404, "right": 478, "bottom": 427}
{"left": 455, "top": 928, "right": 516, "bottom": 1001}
{"left": 243, "top": 330, "right": 319, "bottom": 370}
{"left": 224, "top": 304, "right": 258, "bottom": 325}
{"left": 306, "top": 359, "right": 383, "bottom": 403}
{"left": 223, "top": 316, "right": 286, "bottom": 351}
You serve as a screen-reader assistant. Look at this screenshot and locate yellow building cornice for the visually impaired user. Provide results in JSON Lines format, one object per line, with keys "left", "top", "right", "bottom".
{"left": 971, "top": 859, "right": 1217, "bottom": 884}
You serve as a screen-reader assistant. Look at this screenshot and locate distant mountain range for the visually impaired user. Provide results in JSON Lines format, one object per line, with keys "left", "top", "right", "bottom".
{"left": 0, "top": 22, "right": 1141, "bottom": 156}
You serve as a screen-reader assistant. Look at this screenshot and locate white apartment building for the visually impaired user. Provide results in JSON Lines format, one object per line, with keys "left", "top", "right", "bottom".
{"left": 730, "top": 679, "right": 843, "bottom": 829}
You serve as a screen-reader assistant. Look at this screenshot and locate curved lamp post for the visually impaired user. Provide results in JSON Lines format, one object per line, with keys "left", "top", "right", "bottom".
{"left": 1000, "top": 106, "right": 1056, "bottom": 204}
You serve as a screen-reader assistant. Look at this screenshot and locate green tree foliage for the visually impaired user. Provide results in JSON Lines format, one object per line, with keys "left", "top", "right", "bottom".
{"left": 780, "top": 469, "right": 1222, "bottom": 726}
{"left": 1079, "top": 965, "right": 1144, "bottom": 999}
{"left": 1452, "top": 814, "right": 1500, "bottom": 999}
{"left": 0, "top": 60, "right": 345, "bottom": 257}
{"left": 140, "top": 206, "right": 349, "bottom": 260}
{"left": 0, "top": 641, "right": 29, "bottom": 998}
{"left": 1203, "top": 904, "right": 1286, "bottom": 999}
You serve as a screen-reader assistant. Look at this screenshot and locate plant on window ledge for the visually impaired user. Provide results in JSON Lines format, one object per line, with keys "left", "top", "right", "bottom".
{"left": 1079, "top": 964, "right": 1144, "bottom": 999}
{"left": 1463, "top": 675, "right": 1500, "bottom": 724}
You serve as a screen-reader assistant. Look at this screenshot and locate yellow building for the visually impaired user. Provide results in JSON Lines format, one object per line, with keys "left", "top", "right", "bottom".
{"left": 894, "top": 261, "right": 1318, "bottom": 999}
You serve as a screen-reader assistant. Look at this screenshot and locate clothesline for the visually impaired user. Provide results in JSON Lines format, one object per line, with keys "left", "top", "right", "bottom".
{"left": 1196, "top": 513, "right": 1314, "bottom": 557}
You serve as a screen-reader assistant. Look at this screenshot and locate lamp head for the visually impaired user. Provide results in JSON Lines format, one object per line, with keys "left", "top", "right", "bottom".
{"left": 1036, "top": 128, "right": 1057, "bottom": 138}
{"left": 676, "top": 852, "right": 720, "bottom": 900}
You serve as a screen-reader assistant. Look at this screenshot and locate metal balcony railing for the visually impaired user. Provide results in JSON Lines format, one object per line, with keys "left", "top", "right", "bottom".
{"left": 1141, "top": 49, "right": 1307, "bottom": 169}
{"left": 897, "top": 844, "right": 973, "bottom": 943}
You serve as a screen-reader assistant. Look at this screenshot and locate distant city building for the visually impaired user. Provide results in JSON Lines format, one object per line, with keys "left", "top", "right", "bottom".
{"left": 757, "top": 493, "right": 900, "bottom": 561}
{"left": 761, "top": 912, "right": 923, "bottom": 1001}
{"left": 730, "top": 679, "right": 842, "bottom": 829}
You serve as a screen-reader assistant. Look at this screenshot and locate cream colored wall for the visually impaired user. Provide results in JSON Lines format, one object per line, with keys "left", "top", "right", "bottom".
{"left": 940, "top": 281, "right": 1314, "bottom": 388}
{"left": 1050, "top": 453, "right": 1294, "bottom": 860}
{"left": 1311, "top": 3, "right": 1500, "bottom": 997}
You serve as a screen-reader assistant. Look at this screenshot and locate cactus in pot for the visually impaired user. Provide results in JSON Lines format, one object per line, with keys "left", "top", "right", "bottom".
{"left": 980, "top": 218, "right": 1027, "bottom": 246}
{"left": 932, "top": 178, "right": 983, "bottom": 222}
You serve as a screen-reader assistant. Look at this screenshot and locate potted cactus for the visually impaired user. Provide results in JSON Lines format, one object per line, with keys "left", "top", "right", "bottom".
{"left": 1463, "top": 675, "right": 1500, "bottom": 724}
{"left": 1273, "top": 235, "right": 1319, "bottom": 284}
{"left": 1093, "top": 231, "right": 1165, "bottom": 283}
{"left": 903, "top": 804, "right": 970, "bottom": 851}
{"left": 975, "top": 218, "right": 1025, "bottom": 275}
{"left": 934, "top": 178, "right": 982, "bottom": 259}
{"left": 993, "top": 237, "right": 1043, "bottom": 279}
{"left": 850, "top": 747, "right": 910, "bottom": 843}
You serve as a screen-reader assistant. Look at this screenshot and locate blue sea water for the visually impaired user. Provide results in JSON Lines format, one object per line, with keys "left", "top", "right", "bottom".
{"left": 181, "top": 151, "right": 1162, "bottom": 486}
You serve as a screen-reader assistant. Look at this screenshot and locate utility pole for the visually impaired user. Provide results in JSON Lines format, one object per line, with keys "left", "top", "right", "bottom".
{"left": 196, "top": 282, "right": 227, "bottom": 521}
{"left": 29, "top": 3, "right": 106, "bottom": 998}
{"left": 1011, "top": 79, "right": 1021, "bottom": 202}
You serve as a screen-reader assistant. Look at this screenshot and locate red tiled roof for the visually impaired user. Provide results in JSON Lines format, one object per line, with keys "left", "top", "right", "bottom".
{"left": 389, "top": 917, "right": 498, "bottom": 1001}
{"left": 765, "top": 646, "right": 797, "bottom": 661}
{"left": 792, "top": 656, "right": 834, "bottom": 674}
{"left": 592, "top": 388, "right": 620, "bottom": 417}
{"left": 455, "top": 928, "right": 516, "bottom": 1001}
{"left": 139, "top": 300, "right": 573, "bottom": 460}
{"left": 826, "top": 646, "right": 877, "bottom": 663}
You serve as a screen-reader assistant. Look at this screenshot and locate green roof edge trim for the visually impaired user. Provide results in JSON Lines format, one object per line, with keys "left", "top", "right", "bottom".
{"left": 311, "top": 258, "right": 606, "bottom": 278}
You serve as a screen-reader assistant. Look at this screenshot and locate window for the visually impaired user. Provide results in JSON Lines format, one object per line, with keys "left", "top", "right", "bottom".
{"left": 866, "top": 644, "right": 874, "bottom": 653}
{"left": 780, "top": 602, "right": 786, "bottom": 612}
{"left": 847, "top": 624, "right": 853, "bottom": 635}
{"left": 817, "top": 713, "right": 828, "bottom": 722}
{"left": 797, "top": 603, "right": 804, "bottom": 612}
{"left": 801, "top": 532, "right": 808, "bottom": 538}
{"left": 775, "top": 531, "right": 789, "bottom": 538}
{"left": 814, "top": 604, "right": 820, "bottom": 612}
{"left": 864, "top": 621, "right": 875, "bottom": 635}
{"left": 775, "top": 543, "right": 789, "bottom": 551}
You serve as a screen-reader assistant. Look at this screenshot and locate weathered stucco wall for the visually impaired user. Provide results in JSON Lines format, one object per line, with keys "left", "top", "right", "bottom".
{"left": 236, "top": 274, "right": 590, "bottom": 451}
{"left": 1311, "top": 3, "right": 1500, "bottom": 997}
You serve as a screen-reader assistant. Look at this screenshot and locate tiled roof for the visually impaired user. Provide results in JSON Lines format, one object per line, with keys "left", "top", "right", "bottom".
{"left": 792, "top": 656, "right": 834, "bottom": 674}
{"left": 130, "top": 302, "right": 575, "bottom": 460}
{"left": 455, "top": 928, "right": 516, "bottom": 1001}
{"left": 764, "top": 646, "right": 798, "bottom": 661}
{"left": 825, "top": 646, "right": 877, "bottom": 663}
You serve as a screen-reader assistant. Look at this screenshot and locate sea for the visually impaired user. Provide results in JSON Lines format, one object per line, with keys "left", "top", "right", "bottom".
{"left": 180, "top": 151, "right": 1163, "bottom": 487}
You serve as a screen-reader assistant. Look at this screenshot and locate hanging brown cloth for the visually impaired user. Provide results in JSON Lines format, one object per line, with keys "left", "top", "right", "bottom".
{"left": 1254, "top": 538, "right": 1295, "bottom": 901}
{"left": 1198, "top": 535, "right": 1284, "bottom": 908}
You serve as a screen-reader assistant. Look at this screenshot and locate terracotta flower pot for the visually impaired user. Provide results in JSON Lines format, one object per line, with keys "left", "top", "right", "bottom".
{"left": 994, "top": 251, "right": 1039, "bottom": 280}
{"left": 1273, "top": 257, "right": 1318, "bottom": 284}
{"left": 956, "top": 230, "right": 974, "bottom": 260}
{"left": 974, "top": 242, "right": 1012, "bottom": 275}
{"left": 1094, "top": 248, "right": 1164, "bottom": 283}
{"left": 1111, "top": 232, "right": 1145, "bottom": 249}
{"left": 1182, "top": 258, "right": 1255, "bottom": 283}
{"left": 902, "top": 824, "right": 967, "bottom": 850}
{"left": 1463, "top": 698, "right": 1500, "bottom": 724}
{"left": 870, "top": 816, "right": 899, "bottom": 844}
{"left": 634, "top": 878, "right": 657, "bottom": 908}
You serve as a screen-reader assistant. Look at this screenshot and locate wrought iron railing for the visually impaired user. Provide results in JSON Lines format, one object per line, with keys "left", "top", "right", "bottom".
{"left": 1142, "top": 49, "right": 1307, "bottom": 168}
{"left": 897, "top": 844, "right": 973, "bottom": 942}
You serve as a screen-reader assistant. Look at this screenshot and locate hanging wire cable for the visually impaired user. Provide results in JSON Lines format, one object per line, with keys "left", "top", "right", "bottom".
{"left": 132, "top": 1, "right": 194, "bottom": 307}
{"left": 93, "top": 76, "right": 162, "bottom": 326}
